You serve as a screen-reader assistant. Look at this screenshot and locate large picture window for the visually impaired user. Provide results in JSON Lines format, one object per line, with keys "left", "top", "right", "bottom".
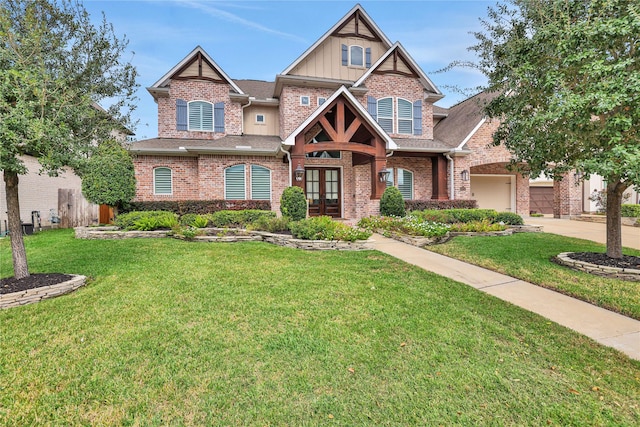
{"left": 153, "top": 167, "right": 172, "bottom": 195}
{"left": 225, "top": 164, "right": 273, "bottom": 200}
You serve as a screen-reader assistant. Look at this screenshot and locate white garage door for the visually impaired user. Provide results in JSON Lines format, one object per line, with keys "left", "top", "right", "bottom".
{"left": 470, "top": 175, "right": 514, "bottom": 212}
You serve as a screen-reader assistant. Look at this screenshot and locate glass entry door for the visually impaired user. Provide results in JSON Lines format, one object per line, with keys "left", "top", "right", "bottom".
{"left": 305, "top": 168, "right": 341, "bottom": 218}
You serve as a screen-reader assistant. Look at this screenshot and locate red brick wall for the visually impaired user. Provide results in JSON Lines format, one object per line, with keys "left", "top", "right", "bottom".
{"left": 279, "top": 86, "right": 335, "bottom": 140}
{"left": 386, "top": 156, "right": 433, "bottom": 200}
{"left": 158, "top": 79, "right": 242, "bottom": 139}
{"left": 554, "top": 173, "right": 582, "bottom": 217}
{"left": 134, "top": 155, "right": 200, "bottom": 200}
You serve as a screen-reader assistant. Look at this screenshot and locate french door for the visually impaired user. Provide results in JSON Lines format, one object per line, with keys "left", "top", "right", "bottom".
{"left": 305, "top": 168, "right": 341, "bottom": 218}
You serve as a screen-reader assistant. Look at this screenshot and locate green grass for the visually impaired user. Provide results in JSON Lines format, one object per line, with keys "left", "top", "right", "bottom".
{"left": 427, "top": 232, "right": 640, "bottom": 320}
{"left": 1, "top": 230, "right": 639, "bottom": 426}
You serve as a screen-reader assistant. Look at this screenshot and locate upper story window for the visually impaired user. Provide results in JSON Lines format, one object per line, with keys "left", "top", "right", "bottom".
{"left": 153, "top": 167, "right": 172, "bottom": 195}
{"left": 317, "top": 97, "right": 326, "bottom": 106}
{"left": 256, "top": 114, "right": 265, "bottom": 124}
{"left": 350, "top": 45, "right": 364, "bottom": 67}
{"left": 300, "top": 96, "right": 310, "bottom": 106}
{"left": 377, "top": 97, "right": 394, "bottom": 134}
{"left": 176, "top": 99, "right": 224, "bottom": 132}
{"left": 397, "top": 98, "right": 413, "bottom": 135}
{"left": 189, "top": 101, "right": 213, "bottom": 131}
{"left": 367, "top": 96, "right": 422, "bottom": 136}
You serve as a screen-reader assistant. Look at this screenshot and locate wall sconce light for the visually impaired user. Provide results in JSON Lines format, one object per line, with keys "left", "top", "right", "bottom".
{"left": 378, "top": 168, "right": 390, "bottom": 183}
{"left": 294, "top": 164, "right": 305, "bottom": 182}
{"left": 461, "top": 170, "right": 470, "bottom": 181}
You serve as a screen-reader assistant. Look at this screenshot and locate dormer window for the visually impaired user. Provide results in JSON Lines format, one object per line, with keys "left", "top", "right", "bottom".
{"left": 350, "top": 45, "right": 364, "bottom": 67}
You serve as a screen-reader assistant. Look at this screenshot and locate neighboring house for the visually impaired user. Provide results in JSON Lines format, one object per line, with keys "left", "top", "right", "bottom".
{"left": 130, "top": 4, "right": 574, "bottom": 220}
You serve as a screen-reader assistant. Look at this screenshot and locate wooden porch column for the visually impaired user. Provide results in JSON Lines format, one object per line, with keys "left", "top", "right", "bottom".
{"left": 371, "top": 157, "right": 387, "bottom": 199}
{"left": 431, "top": 155, "right": 449, "bottom": 200}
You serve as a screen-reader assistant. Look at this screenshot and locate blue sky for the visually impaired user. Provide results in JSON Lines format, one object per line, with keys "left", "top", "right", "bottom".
{"left": 83, "top": 0, "right": 493, "bottom": 139}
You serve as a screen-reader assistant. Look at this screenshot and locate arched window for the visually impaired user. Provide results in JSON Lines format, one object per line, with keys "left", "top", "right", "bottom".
{"left": 397, "top": 98, "right": 413, "bottom": 135}
{"left": 377, "top": 97, "right": 393, "bottom": 133}
{"left": 350, "top": 45, "right": 364, "bottom": 67}
{"left": 385, "top": 167, "right": 414, "bottom": 200}
{"left": 153, "top": 167, "right": 172, "bottom": 195}
{"left": 188, "top": 101, "right": 213, "bottom": 131}
{"left": 224, "top": 164, "right": 246, "bottom": 200}
{"left": 251, "top": 165, "right": 271, "bottom": 200}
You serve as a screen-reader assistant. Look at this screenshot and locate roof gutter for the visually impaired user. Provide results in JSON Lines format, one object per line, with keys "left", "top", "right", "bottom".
{"left": 280, "top": 146, "right": 292, "bottom": 186}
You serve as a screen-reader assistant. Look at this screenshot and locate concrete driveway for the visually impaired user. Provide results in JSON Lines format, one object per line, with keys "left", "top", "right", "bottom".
{"left": 526, "top": 217, "right": 640, "bottom": 250}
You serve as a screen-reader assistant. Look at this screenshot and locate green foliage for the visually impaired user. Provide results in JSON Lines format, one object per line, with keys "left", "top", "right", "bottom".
{"left": 621, "top": 204, "right": 640, "bottom": 218}
{"left": 114, "top": 211, "right": 178, "bottom": 230}
{"left": 470, "top": 0, "right": 640, "bottom": 257}
{"left": 449, "top": 220, "right": 506, "bottom": 233}
{"left": 246, "top": 216, "right": 291, "bottom": 233}
{"left": 209, "top": 210, "right": 275, "bottom": 228}
{"left": 406, "top": 199, "right": 477, "bottom": 211}
{"left": 494, "top": 212, "right": 524, "bottom": 225}
{"left": 412, "top": 209, "right": 499, "bottom": 224}
{"left": 179, "top": 214, "right": 210, "bottom": 228}
{"left": 380, "top": 186, "right": 406, "bottom": 217}
{"left": 289, "top": 216, "right": 371, "bottom": 241}
{"left": 81, "top": 139, "right": 136, "bottom": 206}
{"left": 119, "top": 200, "right": 271, "bottom": 215}
{"left": 358, "top": 215, "right": 450, "bottom": 238}
{"left": 280, "top": 186, "right": 307, "bottom": 221}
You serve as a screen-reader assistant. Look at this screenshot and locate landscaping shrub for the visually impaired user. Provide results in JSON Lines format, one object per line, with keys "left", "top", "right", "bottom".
{"left": 494, "top": 212, "right": 524, "bottom": 225}
{"left": 411, "top": 209, "right": 498, "bottom": 224}
{"left": 119, "top": 200, "right": 271, "bottom": 215}
{"left": 209, "top": 210, "right": 275, "bottom": 228}
{"left": 406, "top": 199, "right": 477, "bottom": 211}
{"left": 179, "top": 213, "right": 210, "bottom": 228}
{"left": 621, "top": 204, "right": 640, "bottom": 218}
{"left": 247, "top": 215, "right": 291, "bottom": 233}
{"left": 289, "top": 216, "right": 371, "bottom": 241}
{"left": 280, "top": 186, "right": 307, "bottom": 221}
{"left": 115, "top": 211, "right": 178, "bottom": 230}
{"left": 358, "top": 215, "right": 450, "bottom": 238}
{"left": 380, "top": 186, "right": 406, "bottom": 217}
{"left": 449, "top": 219, "right": 506, "bottom": 232}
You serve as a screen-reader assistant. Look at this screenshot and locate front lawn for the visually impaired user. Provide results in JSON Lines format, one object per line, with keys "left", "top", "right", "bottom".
{"left": 427, "top": 232, "right": 640, "bottom": 320}
{"left": 1, "top": 230, "right": 639, "bottom": 425}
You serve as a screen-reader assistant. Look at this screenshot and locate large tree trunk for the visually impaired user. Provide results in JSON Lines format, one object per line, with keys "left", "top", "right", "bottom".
{"left": 605, "top": 180, "right": 628, "bottom": 259}
{"left": 3, "top": 171, "right": 29, "bottom": 279}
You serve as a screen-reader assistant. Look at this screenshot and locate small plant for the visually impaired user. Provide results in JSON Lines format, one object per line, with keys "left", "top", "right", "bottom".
{"left": 115, "top": 211, "right": 178, "bottom": 230}
{"left": 209, "top": 210, "right": 275, "bottom": 228}
{"left": 358, "top": 215, "right": 450, "bottom": 238}
{"left": 589, "top": 189, "right": 631, "bottom": 213}
{"left": 289, "top": 216, "right": 371, "bottom": 241}
{"left": 179, "top": 213, "right": 210, "bottom": 228}
{"left": 280, "top": 187, "right": 307, "bottom": 221}
{"left": 494, "top": 212, "right": 524, "bottom": 225}
{"left": 530, "top": 213, "right": 544, "bottom": 217}
{"left": 247, "top": 215, "right": 291, "bottom": 233}
{"left": 380, "top": 186, "right": 406, "bottom": 217}
{"left": 449, "top": 220, "right": 505, "bottom": 233}
{"left": 621, "top": 204, "right": 640, "bottom": 218}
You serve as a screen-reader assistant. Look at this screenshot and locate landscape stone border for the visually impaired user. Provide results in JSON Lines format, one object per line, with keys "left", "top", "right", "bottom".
{"left": 554, "top": 252, "right": 640, "bottom": 282}
{"left": 0, "top": 275, "right": 86, "bottom": 309}
{"left": 75, "top": 227, "right": 373, "bottom": 251}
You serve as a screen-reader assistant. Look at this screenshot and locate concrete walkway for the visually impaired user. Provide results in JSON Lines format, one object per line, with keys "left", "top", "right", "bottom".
{"left": 370, "top": 232, "right": 640, "bottom": 361}
{"left": 527, "top": 217, "right": 640, "bottom": 250}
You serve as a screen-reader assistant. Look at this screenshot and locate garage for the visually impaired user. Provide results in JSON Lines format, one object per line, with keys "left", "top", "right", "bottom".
{"left": 470, "top": 175, "right": 514, "bottom": 212}
{"left": 529, "top": 186, "right": 554, "bottom": 215}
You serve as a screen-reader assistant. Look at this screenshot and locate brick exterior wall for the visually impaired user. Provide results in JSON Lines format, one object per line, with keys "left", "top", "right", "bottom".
{"left": 279, "top": 86, "right": 335, "bottom": 140}
{"left": 133, "top": 155, "right": 289, "bottom": 213}
{"left": 386, "top": 156, "right": 434, "bottom": 200}
{"left": 158, "top": 79, "right": 242, "bottom": 139}
{"left": 554, "top": 172, "right": 582, "bottom": 218}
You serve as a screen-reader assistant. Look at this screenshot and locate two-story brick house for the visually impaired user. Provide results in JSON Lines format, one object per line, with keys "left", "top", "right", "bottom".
{"left": 131, "top": 4, "right": 545, "bottom": 219}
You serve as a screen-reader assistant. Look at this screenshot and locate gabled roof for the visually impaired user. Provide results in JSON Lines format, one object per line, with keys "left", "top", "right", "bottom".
{"left": 283, "top": 86, "right": 397, "bottom": 150}
{"left": 353, "top": 42, "right": 443, "bottom": 98}
{"left": 433, "top": 91, "right": 497, "bottom": 150}
{"left": 148, "top": 46, "right": 244, "bottom": 95}
{"left": 280, "top": 4, "right": 392, "bottom": 76}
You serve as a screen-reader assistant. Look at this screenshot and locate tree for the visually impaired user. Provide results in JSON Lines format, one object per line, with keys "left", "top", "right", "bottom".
{"left": 470, "top": 0, "right": 640, "bottom": 258}
{"left": 81, "top": 138, "right": 136, "bottom": 210}
{"left": 1, "top": 0, "right": 138, "bottom": 279}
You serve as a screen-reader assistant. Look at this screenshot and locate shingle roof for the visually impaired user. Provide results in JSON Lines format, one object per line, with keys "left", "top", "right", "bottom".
{"left": 393, "top": 138, "right": 457, "bottom": 152}
{"left": 433, "top": 91, "right": 497, "bottom": 147}
{"left": 234, "top": 80, "right": 276, "bottom": 100}
{"left": 129, "top": 135, "right": 282, "bottom": 155}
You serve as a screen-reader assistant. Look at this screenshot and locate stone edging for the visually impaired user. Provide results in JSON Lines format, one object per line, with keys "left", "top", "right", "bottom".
{"left": 554, "top": 253, "right": 640, "bottom": 282}
{"left": 0, "top": 275, "right": 87, "bottom": 309}
{"left": 75, "top": 227, "right": 373, "bottom": 251}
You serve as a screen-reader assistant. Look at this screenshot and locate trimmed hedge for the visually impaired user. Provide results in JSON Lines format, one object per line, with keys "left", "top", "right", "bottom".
{"left": 380, "top": 187, "right": 406, "bottom": 217}
{"left": 119, "top": 200, "right": 270, "bottom": 215}
{"left": 411, "top": 209, "right": 498, "bottom": 224}
{"left": 209, "top": 210, "right": 276, "bottom": 228}
{"left": 621, "top": 204, "right": 640, "bottom": 218}
{"left": 406, "top": 199, "right": 477, "bottom": 211}
{"left": 280, "top": 187, "right": 307, "bottom": 221}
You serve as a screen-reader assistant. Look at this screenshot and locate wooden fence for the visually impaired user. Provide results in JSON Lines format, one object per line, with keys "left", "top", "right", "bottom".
{"left": 58, "top": 189, "right": 99, "bottom": 228}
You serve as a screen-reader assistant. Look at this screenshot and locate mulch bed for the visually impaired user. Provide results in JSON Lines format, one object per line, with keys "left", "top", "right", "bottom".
{"left": 567, "top": 252, "right": 640, "bottom": 270}
{"left": 0, "top": 273, "right": 73, "bottom": 295}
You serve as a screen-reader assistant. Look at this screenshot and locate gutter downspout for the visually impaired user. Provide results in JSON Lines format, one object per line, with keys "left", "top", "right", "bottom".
{"left": 240, "top": 98, "right": 253, "bottom": 135}
{"left": 445, "top": 153, "right": 455, "bottom": 200}
{"left": 280, "top": 146, "right": 292, "bottom": 186}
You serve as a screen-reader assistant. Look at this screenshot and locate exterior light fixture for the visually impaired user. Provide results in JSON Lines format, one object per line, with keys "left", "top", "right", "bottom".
{"left": 461, "top": 170, "right": 470, "bottom": 181}
{"left": 294, "top": 164, "right": 305, "bottom": 182}
{"left": 378, "top": 168, "right": 390, "bottom": 183}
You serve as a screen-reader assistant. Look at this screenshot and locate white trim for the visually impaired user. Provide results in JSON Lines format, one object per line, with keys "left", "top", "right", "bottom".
{"left": 353, "top": 42, "right": 442, "bottom": 97}
{"left": 153, "top": 167, "right": 173, "bottom": 195}
{"left": 377, "top": 96, "right": 394, "bottom": 134}
{"left": 283, "top": 86, "right": 397, "bottom": 150}
{"left": 224, "top": 164, "right": 246, "bottom": 200}
{"left": 255, "top": 113, "right": 265, "bottom": 124}
{"left": 317, "top": 97, "right": 327, "bottom": 106}
{"left": 150, "top": 46, "right": 244, "bottom": 95}
{"left": 250, "top": 164, "right": 272, "bottom": 201}
{"left": 396, "top": 98, "right": 413, "bottom": 135}
{"left": 457, "top": 118, "right": 487, "bottom": 150}
{"left": 349, "top": 45, "right": 365, "bottom": 67}
{"left": 300, "top": 95, "right": 311, "bottom": 106}
{"left": 187, "top": 100, "right": 214, "bottom": 132}
{"left": 280, "top": 4, "right": 392, "bottom": 76}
